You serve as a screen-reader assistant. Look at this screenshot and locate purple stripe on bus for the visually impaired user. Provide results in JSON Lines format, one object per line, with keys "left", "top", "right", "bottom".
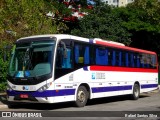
{"left": 141, "top": 84, "right": 158, "bottom": 89}
{"left": 92, "top": 85, "right": 132, "bottom": 93}
{"left": 7, "top": 89, "right": 75, "bottom": 97}
{"left": 89, "top": 39, "right": 94, "bottom": 44}
{"left": 91, "top": 84, "right": 158, "bottom": 93}
{"left": 7, "top": 84, "right": 158, "bottom": 97}
{"left": 83, "top": 66, "right": 88, "bottom": 71}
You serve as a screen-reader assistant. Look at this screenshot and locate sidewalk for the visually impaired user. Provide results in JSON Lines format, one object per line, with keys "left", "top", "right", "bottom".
{"left": 0, "top": 92, "right": 8, "bottom": 109}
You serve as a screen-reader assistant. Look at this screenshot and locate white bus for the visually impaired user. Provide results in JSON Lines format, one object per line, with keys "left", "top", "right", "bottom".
{"left": 7, "top": 34, "right": 158, "bottom": 107}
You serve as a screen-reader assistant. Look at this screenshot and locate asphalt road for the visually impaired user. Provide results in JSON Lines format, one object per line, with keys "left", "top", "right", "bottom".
{"left": 0, "top": 90, "right": 160, "bottom": 120}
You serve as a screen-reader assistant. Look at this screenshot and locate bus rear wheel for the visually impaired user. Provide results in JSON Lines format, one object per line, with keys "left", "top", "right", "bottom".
{"left": 131, "top": 83, "right": 140, "bottom": 100}
{"left": 75, "top": 86, "right": 88, "bottom": 107}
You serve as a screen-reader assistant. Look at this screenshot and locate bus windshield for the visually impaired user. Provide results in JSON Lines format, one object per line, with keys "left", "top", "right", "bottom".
{"left": 9, "top": 40, "right": 55, "bottom": 78}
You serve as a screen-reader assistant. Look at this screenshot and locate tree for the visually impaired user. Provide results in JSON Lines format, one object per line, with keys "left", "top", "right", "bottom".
{"left": 0, "top": 0, "right": 68, "bottom": 90}
{"left": 114, "top": 0, "right": 160, "bottom": 56}
{"left": 0, "top": 0, "right": 68, "bottom": 43}
{"left": 71, "top": 4, "right": 131, "bottom": 45}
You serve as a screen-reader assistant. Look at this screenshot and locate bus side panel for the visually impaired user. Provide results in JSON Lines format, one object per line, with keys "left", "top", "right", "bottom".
{"left": 52, "top": 67, "right": 158, "bottom": 103}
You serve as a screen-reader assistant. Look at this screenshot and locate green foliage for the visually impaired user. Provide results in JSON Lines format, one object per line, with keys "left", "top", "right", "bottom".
{"left": 121, "top": 0, "right": 160, "bottom": 33}
{"left": 0, "top": 0, "right": 68, "bottom": 43}
{"left": 0, "top": 82, "right": 7, "bottom": 92}
{"left": 0, "top": 58, "right": 9, "bottom": 82}
{"left": 71, "top": 4, "right": 131, "bottom": 45}
{"left": 0, "top": 41, "right": 11, "bottom": 92}
{"left": 0, "top": 0, "right": 69, "bottom": 92}
{"left": 115, "top": 0, "right": 160, "bottom": 61}
{"left": 113, "top": 0, "right": 160, "bottom": 57}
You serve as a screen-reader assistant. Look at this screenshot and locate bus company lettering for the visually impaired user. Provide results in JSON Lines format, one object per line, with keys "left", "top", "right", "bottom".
{"left": 92, "top": 73, "right": 105, "bottom": 79}
{"left": 96, "top": 73, "right": 105, "bottom": 79}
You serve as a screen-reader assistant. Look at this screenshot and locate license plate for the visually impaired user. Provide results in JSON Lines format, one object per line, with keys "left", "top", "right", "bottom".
{"left": 20, "top": 94, "right": 29, "bottom": 99}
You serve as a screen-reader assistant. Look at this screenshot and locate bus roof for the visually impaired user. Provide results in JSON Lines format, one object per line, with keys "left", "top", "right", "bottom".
{"left": 17, "top": 34, "right": 156, "bottom": 55}
{"left": 95, "top": 39, "right": 156, "bottom": 55}
{"left": 17, "top": 34, "right": 71, "bottom": 41}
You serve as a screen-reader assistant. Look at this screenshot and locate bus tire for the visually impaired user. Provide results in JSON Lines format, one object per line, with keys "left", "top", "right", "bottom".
{"left": 131, "top": 83, "right": 140, "bottom": 100}
{"left": 7, "top": 102, "right": 17, "bottom": 108}
{"left": 75, "top": 86, "right": 88, "bottom": 107}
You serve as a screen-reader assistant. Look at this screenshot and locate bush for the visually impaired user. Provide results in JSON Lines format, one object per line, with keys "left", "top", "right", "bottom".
{"left": 0, "top": 41, "right": 11, "bottom": 92}
{"left": 0, "top": 82, "right": 7, "bottom": 92}
{"left": 0, "top": 58, "right": 9, "bottom": 83}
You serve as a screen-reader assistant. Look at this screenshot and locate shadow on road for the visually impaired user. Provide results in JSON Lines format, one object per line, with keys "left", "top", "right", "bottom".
{"left": 0, "top": 93, "right": 8, "bottom": 105}
{"left": 87, "top": 94, "right": 149, "bottom": 106}
{"left": 0, "top": 93, "right": 150, "bottom": 110}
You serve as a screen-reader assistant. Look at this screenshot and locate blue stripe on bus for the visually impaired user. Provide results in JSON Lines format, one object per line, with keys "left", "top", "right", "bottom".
{"left": 83, "top": 66, "right": 88, "bottom": 71}
{"left": 7, "top": 89, "right": 75, "bottom": 97}
{"left": 89, "top": 39, "right": 94, "bottom": 44}
{"left": 91, "top": 84, "right": 158, "bottom": 93}
{"left": 92, "top": 85, "right": 132, "bottom": 93}
{"left": 141, "top": 84, "right": 158, "bottom": 89}
{"left": 7, "top": 84, "right": 158, "bottom": 97}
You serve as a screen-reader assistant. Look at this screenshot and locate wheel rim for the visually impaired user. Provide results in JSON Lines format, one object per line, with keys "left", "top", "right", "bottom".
{"left": 134, "top": 86, "right": 139, "bottom": 97}
{"left": 77, "top": 90, "right": 86, "bottom": 103}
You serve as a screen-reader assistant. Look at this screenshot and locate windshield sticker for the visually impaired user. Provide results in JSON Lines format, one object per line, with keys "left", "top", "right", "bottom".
{"left": 25, "top": 71, "right": 30, "bottom": 77}
{"left": 16, "top": 71, "right": 24, "bottom": 77}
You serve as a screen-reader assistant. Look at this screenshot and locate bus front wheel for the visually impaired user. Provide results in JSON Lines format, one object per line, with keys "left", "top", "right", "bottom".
{"left": 131, "top": 84, "right": 140, "bottom": 100}
{"left": 75, "top": 86, "right": 88, "bottom": 107}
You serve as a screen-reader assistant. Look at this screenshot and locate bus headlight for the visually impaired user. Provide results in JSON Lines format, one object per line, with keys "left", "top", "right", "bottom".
{"left": 7, "top": 83, "right": 12, "bottom": 91}
{"left": 38, "top": 82, "right": 52, "bottom": 92}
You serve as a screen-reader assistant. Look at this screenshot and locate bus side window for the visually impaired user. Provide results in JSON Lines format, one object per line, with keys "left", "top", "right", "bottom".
{"left": 137, "top": 54, "right": 140, "bottom": 68}
{"left": 125, "top": 52, "right": 129, "bottom": 67}
{"left": 112, "top": 50, "right": 116, "bottom": 66}
{"left": 74, "top": 45, "right": 79, "bottom": 64}
{"left": 108, "top": 50, "right": 112, "bottom": 66}
{"left": 151, "top": 55, "right": 156, "bottom": 69}
{"left": 121, "top": 51, "right": 125, "bottom": 67}
{"left": 90, "top": 46, "right": 95, "bottom": 65}
{"left": 119, "top": 51, "right": 122, "bottom": 66}
{"left": 74, "top": 44, "right": 90, "bottom": 66}
{"left": 96, "top": 47, "right": 108, "bottom": 65}
{"left": 140, "top": 54, "right": 145, "bottom": 68}
{"left": 130, "top": 53, "right": 134, "bottom": 67}
{"left": 84, "top": 46, "right": 90, "bottom": 64}
{"left": 146, "top": 55, "right": 150, "bottom": 68}
{"left": 116, "top": 51, "right": 122, "bottom": 66}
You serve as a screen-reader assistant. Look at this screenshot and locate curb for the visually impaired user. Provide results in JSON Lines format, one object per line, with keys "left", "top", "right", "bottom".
{"left": 0, "top": 104, "right": 8, "bottom": 109}
{"left": 0, "top": 92, "right": 8, "bottom": 109}
{"left": 151, "top": 89, "right": 160, "bottom": 93}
